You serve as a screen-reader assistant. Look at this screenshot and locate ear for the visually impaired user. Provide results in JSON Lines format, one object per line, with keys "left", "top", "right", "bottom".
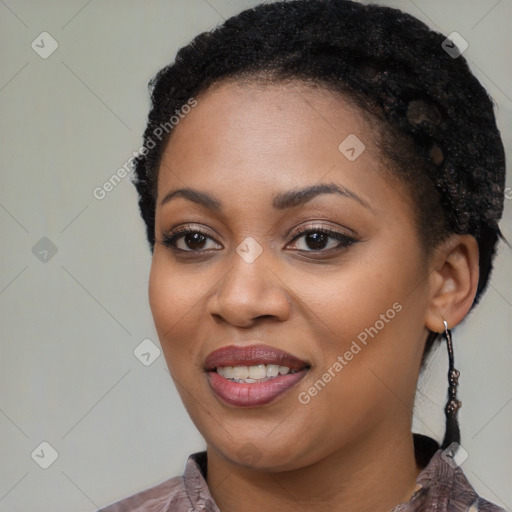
{"left": 424, "top": 234, "right": 480, "bottom": 333}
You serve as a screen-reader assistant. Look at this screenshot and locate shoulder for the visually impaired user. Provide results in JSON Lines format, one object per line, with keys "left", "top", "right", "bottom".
{"left": 97, "top": 452, "right": 214, "bottom": 512}
{"left": 98, "top": 475, "right": 190, "bottom": 512}
{"left": 467, "top": 497, "right": 509, "bottom": 512}
{"left": 416, "top": 449, "right": 507, "bottom": 512}
{"left": 451, "top": 467, "right": 506, "bottom": 512}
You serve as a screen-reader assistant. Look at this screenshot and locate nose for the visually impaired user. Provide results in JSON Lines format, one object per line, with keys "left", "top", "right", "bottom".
{"left": 207, "top": 251, "right": 291, "bottom": 328}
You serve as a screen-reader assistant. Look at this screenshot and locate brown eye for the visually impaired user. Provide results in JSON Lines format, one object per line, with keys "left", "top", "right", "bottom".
{"left": 181, "top": 232, "right": 208, "bottom": 250}
{"left": 303, "top": 232, "right": 330, "bottom": 250}
{"left": 287, "top": 227, "right": 357, "bottom": 253}
{"left": 160, "top": 228, "right": 222, "bottom": 252}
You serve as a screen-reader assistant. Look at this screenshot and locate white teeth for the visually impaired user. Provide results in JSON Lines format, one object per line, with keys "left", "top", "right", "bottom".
{"left": 278, "top": 366, "right": 290, "bottom": 375}
{"left": 216, "top": 364, "right": 295, "bottom": 382}
{"left": 266, "top": 364, "right": 279, "bottom": 377}
{"left": 248, "top": 364, "right": 267, "bottom": 380}
{"left": 233, "top": 366, "right": 249, "bottom": 380}
{"left": 219, "top": 366, "right": 234, "bottom": 379}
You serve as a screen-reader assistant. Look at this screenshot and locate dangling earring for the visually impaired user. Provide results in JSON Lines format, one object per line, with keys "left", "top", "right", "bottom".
{"left": 441, "top": 320, "right": 462, "bottom": 449}
{"left": 443, "top": 320, "right": 462, "bottom": 416}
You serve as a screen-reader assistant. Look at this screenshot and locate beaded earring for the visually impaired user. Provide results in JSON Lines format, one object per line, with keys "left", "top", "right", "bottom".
{"left": 440, "top": 320, "right": 462, "bottom": 450}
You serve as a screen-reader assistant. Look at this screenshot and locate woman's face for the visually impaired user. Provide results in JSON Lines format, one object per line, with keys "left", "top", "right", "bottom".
{"left": 149, "top": 81, "right": 433, "bottom": 471}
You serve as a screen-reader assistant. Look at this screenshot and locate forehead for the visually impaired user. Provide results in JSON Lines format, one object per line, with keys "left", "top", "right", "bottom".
{"left": 156, "top": 80, "right": 410, "bottom": 218}
{"left": 168, "top": 79, "right": 369, "bottom": 147}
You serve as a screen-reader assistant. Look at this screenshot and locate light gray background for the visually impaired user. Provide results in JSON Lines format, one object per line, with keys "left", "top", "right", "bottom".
{"left": 0, "top": 1, "right": 511, "bottom": 511}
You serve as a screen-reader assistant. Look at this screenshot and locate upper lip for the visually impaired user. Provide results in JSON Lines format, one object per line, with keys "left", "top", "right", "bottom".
{"left": 204, "top": 344, "right": 310, "bottom": 371}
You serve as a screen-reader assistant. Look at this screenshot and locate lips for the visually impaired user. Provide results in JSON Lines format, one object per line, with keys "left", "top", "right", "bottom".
{"left": 204, "top": 344, "right": 310, "bottom": 407}
{"left": 204, "top": 344, "right": 309, "bottom": 371}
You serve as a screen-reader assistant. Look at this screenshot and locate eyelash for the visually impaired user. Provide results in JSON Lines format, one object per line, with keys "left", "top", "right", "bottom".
{"left": 159, "top": 224, "right": 358, "bottom": 256}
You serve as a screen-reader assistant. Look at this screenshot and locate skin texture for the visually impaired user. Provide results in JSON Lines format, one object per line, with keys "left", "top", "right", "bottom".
{"left": 148, "top": 81, "right": 479, "bottom": 512}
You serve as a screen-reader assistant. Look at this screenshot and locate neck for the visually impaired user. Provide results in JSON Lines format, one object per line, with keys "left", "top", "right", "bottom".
{"left": 206, "top": 427, "right": 422, "bottom": 512}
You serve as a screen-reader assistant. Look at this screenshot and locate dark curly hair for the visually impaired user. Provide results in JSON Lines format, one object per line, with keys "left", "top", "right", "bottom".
{"left": 131, "top": 0, "right": 506, "bottom": 457}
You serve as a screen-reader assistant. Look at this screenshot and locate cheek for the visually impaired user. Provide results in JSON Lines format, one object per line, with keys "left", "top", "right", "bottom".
{"left": 291, "top": 242, "right": 427, "bottom": 402}
{"left": 288, "top": 242, "right": 419, "bottom": 341}
{"left": 148, "top": 256, "right": 205, "bottom": 364}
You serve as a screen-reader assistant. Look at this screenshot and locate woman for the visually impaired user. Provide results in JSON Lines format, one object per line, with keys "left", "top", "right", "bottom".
{"left": 100, "top": 0, "right": 507, "bottom": 510}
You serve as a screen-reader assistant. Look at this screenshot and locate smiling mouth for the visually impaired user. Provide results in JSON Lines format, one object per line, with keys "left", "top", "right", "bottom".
{"left": 216, "top": 363, "right": 299, "bottom": 383}
{"left": 204, "top": 344, "right": 310, "bottom": 407}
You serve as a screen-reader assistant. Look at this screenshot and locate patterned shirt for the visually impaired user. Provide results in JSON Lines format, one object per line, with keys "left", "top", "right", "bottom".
{"left": 99, "top": 443, "right": 506, "bottom": 511}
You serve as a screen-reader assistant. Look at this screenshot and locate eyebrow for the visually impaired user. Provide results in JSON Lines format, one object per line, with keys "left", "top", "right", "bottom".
{"left": 159, "top": 182, "right": 371, "bottom": 211}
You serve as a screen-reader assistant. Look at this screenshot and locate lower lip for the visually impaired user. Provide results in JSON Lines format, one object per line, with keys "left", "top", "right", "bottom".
{"left": 207, "top": 369, "right": 308, "bottom": 407}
